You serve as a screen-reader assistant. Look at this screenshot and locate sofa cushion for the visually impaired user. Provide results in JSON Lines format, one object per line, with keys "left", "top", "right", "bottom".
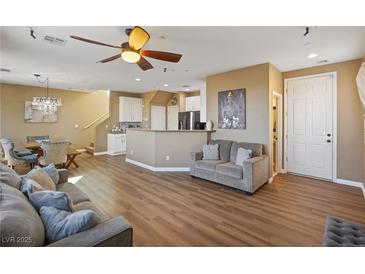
{"left": 20, "top": 178, "right": 44, "bottom": 197}
{"left": 0, "top": 183, "right": 45, "bottom": 246}
{"left": 73, "top": 201, "right": 109, "bottom": 223}
{"left": 57, "top": 182, "right": 90, "bottom": 204}
{"left": 230, "top": 142, "right": 263, "bottom": 162}
{"left": 209, "top": 140, "right": 233, "bottom": 162}
{"left": 202, "top": 144, "right": 219, "bottom": 160}
{"left": 216, "top": 162, "right": 243, "bottom": 179}
{"left": 42, "top": 163, "right": 60, "bottom": 185}
{"left": 28, "top": 190, "right": 73, "bottom": 212}
{"left": 40, "top": 206, "right": 100, "bottom": 243}
{"left": 25, "top": 168, "right": 56, "bottom": 191}
{"left": 193, "top": 160, "right": 226, "bottom": 171}
{"left": 235, "top": 148, "right": 252, "bottom": 166}
{"left": 0, "top": 163, "right": 22, "bottom": 189}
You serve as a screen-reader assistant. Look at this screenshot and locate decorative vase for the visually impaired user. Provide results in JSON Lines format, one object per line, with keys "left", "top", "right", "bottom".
{"left": 206, "top": 120, "right": 214, "bottom": 131}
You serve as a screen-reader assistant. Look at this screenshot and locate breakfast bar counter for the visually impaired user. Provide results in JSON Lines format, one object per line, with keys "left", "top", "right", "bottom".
{"left": 125, "top": 129, "right": 214, "bottom": 171}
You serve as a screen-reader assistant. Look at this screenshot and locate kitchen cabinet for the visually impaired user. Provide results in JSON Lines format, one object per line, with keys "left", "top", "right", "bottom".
{"left": 119, "top": 97, "right": 142, "bottom": 122}
{"left": 107, "top": 133, "right": 126, "bottom": 155}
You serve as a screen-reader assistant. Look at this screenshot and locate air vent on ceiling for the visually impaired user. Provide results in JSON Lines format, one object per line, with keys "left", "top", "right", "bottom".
{"left": 0, "top": 68, "right": 11, "bottom": 73}
{"left": 318, "top": 59, "right": 329, "bottom": 64}
{"left": 42, "top": 35, "right": 67, "bottom": 46}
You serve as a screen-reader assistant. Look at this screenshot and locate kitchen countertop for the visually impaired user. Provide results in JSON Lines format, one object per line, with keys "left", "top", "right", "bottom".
{"left": 126, "top": 128, "right": 215, "bottom": 132}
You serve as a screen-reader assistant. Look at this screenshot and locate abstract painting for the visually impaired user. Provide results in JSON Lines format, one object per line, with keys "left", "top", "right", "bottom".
{"left": 218, "top": 88, "right": 246, "bottom": 129}
{"left": 24, "top": 101, "right": 58, "bottom": 123}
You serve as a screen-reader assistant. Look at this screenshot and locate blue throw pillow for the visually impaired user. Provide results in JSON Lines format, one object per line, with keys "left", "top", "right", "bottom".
{"left": 42, "top": 164, "right": 59, "bottom": 185}
{"left": 40, "top": 206, "right": 100, "bottom": 243}
{"left": 20, "top": 178, "right": 44, "bottom": 198}
{"left": 29, "top": 191, "right": 73, "bottom": 212}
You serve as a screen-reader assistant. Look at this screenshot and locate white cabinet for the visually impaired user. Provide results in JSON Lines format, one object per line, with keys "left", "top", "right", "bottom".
{"left": 107, "top": 133, "right": 126, "bottom": 155}
{"left": 119, "top": 97, "right": 142, "bottom": 122}
{"left": 186, "top": 96, "right": 200, "bottom": 111}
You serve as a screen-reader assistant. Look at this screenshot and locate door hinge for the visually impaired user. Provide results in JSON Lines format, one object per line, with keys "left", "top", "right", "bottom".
{"left": 286, "top": 88, "right": 288, "bottom": 93}
{"left": 286, "top": 156, "right": 288, "bottom": 161}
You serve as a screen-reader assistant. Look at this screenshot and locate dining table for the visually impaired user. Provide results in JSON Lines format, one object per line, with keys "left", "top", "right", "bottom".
{"left": 23, "top": 141, "right": 82, "bottom": 169}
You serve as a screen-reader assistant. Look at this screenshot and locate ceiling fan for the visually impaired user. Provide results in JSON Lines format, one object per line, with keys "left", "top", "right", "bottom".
{"left": 70, "top": 26, "right": 182, "bottom": 71}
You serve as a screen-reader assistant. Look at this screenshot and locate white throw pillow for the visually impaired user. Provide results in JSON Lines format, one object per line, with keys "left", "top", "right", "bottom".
{"left": 235, "top": 148, "right": 252, "bottom": 166}
{"left": 202, "top": 144, "right": 219, "bottom": 160}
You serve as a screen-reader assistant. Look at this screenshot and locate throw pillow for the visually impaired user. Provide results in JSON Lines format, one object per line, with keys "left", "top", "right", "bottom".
{"left": 29, "top": 191, "right": 73, "bottom": 212}
{"left": 25, "top": 168, "right": 56, "bottom": 191}
{"left": 40, "top": 206, "right": 100, "bottom": 243}
{"left": 202, "top": 144, "right": 219, "bottom": 160}
{"left": 20, "top": 178, "right": 44, "bottom": 197}
{"left": 42, "top": 163, "right": 59, "bottom": 185}
{"left": 235, "top": 148, "right": 253, "bottom": 166}
{"left": 0, "top": 163, "right": 22, "bottom": 189}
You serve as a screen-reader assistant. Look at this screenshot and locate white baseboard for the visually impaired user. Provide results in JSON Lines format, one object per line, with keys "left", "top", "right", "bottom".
{"left": 93, "top": 151, "right": 108, "bottom": 156}
{"left": 336, "top": 178, "right": 365, "bottom": 198}
{"left": 125, "top": 158, "right": 190, "bottom": 172}
{"left": 268, "top": 177, "right": 274, "bottom": 184}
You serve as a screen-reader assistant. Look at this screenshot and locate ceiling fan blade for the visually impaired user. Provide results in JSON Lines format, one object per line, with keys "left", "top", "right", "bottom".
{"left": 137, "top": 57, "right": 153, "bottom": 71}
{"left": 141, "top": 50, "right": 182, "bottom": 63}
{"left": 70, "top": 35, "right": 121, "bottom": 49}
{"left": 128, "top": 27, "right": 150, "bottom": 50}
{"left": 97, "top": 54, "right": 121, "bottom": 63}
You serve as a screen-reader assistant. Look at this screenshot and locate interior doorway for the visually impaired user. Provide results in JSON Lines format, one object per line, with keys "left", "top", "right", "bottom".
{"left": 272, "top": 92, "right": 283, "bottom": 175}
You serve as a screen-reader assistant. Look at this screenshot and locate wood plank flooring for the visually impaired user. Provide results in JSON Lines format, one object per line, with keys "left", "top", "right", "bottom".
{"left": 67, "top": 153, "right": 365, "bottom": 246}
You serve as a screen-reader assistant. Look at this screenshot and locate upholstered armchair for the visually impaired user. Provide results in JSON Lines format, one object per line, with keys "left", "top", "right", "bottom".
{"left": 0, "top": 138, "right": 38, "bottom": 168}
{"left": 39, "top": 141, "right": 70, "bottom": 166}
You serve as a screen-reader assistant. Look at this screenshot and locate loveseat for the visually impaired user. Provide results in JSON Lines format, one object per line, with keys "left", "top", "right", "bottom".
{"left": 0, "top": 167, "right": 133, "bottom": 247}
{"left": 191, "top": 140, "right": 269, "bottom": 194}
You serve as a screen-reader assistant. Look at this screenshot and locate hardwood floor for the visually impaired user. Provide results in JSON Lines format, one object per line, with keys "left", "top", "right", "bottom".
{"left": 68, "top": 153, "right": 365, "bottom": 246}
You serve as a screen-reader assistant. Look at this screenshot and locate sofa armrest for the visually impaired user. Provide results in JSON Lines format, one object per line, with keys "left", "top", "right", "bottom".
{"left": 191, "top": 152, "right": 203, "bottom": 161}
{"left": 47, "top": 216, "right": 133, "bottom": 247}
{"left": 57, "top": 169, "right": 68, "bottom": 184}
{"left": 243, "top": 155, "right": 269, "bottom": 193}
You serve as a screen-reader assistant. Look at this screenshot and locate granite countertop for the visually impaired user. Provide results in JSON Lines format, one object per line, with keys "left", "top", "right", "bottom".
{"left": 126, "top": 128, "right": 215, "bottom": 132}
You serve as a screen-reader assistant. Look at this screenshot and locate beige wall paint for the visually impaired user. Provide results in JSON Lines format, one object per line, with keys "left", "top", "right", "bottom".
{"left": 95, "top": 91, "right": 141, "bottom": 152}
{"left": 126, "top": 129, "right": 209, "bottom": 167}
{"left": 0, "top": 83, "right": 109, "bottom": 150}
{"left": 206, "top": 63, "right": 271, "bottom": 159}
{"left": 283, "top": 59, "right": 364, "bottom": 182}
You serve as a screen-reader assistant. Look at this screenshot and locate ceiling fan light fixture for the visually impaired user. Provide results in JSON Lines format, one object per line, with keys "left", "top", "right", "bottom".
{"left": 121, "top": 51, "right": 141, "bottom": 63}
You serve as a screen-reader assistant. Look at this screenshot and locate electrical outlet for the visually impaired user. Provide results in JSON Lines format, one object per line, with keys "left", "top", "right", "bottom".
{"left": 166, "top": 155, "right": 170, "bottom": 161}
{"left": 130, "top": 150, "right": 134, "bottom": 155}
{"left": 106, "top": 124, "right": 109, "bottom": 128}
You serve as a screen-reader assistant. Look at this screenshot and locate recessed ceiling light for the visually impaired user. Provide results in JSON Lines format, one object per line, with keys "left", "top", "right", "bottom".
{"left": 163, "top": 84, "right": 169, "bottom": 87}
{"left": 308, "top": 53, "right": 318, "bottom": 59}
{"left": 135, "top": 78, "right": 141, "bottom": 81}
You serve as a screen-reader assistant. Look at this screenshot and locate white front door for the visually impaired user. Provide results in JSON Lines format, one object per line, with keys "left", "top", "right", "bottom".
{"left": 286, "top": 75, "right": 334, "bottom": 180}
{"left": 167, "top": 105, "right": 179, "bottom": 130}
{"left": 151, "top": 106, "right": 166, "bottom": 130}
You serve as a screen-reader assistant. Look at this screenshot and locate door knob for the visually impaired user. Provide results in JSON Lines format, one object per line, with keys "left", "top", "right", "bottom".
{"left": 327, "top": 139, "right": 331, "bottom": 143}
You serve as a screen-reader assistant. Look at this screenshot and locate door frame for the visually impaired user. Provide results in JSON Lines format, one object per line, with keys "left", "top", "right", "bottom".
{"left": 284, "top": 71, "right": 337, "bottom": 182}
{"left": 273, "top": 91, "right": 284, "bottom": 174}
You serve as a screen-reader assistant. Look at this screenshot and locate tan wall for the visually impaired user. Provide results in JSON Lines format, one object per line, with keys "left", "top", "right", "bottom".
{"left": 95, "top": 91, "right": 141, "bottom": 152}
{"left": 283, "top": 59, "right": 364, "bottom": 182}
{"left": 206, "top": 63, "right": 271, "bottom": 160}
{"left": 269, "top": 64, "right": 284, "bottom": 173}
{"left": 126, "top": 129, "right": 210, "bottom": 167}
{"left": 0, "top": 83, "right": 109, "bottom": 150}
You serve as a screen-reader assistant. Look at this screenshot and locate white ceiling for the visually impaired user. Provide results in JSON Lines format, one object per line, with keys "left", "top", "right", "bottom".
{"left": 1, "top": 26, "right": 365, "bottom": 93}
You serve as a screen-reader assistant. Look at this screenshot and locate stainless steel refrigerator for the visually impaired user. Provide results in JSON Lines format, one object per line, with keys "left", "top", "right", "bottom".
{"left": 178, "top": 111, "right": 205, "bottom": 130}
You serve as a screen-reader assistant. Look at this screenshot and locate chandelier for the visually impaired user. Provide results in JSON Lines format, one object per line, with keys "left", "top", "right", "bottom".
{"left": 32, "top": 74, "right": 62, "bottom": 115}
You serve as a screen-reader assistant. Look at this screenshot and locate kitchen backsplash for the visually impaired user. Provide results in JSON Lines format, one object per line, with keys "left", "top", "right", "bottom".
{"left": 119, "top": 122, "right": 142, "bottom": 129}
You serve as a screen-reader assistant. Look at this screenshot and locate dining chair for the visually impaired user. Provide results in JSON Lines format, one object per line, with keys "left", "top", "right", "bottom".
{"left": 39, "top": 141, "right": 70, "bottom": 167}
{"left": 0, "top": 138, "right": 38, "bottom": 169}
{"left": 26, "top": 135, "right": 50, "bottom": 142}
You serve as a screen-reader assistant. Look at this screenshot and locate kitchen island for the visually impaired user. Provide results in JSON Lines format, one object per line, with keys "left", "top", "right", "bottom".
{"left": 125, "top": 129, "right": 214, "bottom": 171}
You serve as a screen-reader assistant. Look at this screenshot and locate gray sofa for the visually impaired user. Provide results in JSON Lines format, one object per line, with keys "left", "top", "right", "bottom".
{"left": 191, "top": 140, "right": 269, "bottom": 194}
{"left": 0, "top": 168, "right": 133, "bottom": 247}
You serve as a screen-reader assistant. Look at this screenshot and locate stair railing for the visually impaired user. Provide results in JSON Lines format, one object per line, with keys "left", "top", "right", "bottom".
{"left": 83, "top": 112, "right": 109, "bottom": 129}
